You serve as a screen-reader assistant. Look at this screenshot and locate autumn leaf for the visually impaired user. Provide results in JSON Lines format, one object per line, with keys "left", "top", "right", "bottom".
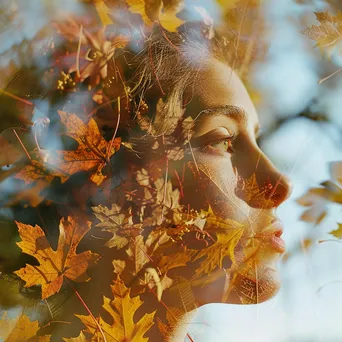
{"left": 297, "top": 166, "right": 342, "bottom": 225}
{"left": 330, "top": 223, "right": 342, "bottom": 239}
{"left": 47, "top": 111, "right": 121, "bottom": 185}
{"left": 14, "top": 217, "right": 100, "bottom": 299}
{"left": 216, "top": 0, "right": 240, "bottom": 12}
{"left": 126, "top": 235, "right": 150, "bottom": 276}
{"left": 63, "top": 331, "right": 87, "bottom": 342}
{"left": 192, "top": 229, "right": 244, "bottom": 277}
{"left": 0, "top": 312, "right": 50, "bottom": 342}
{"left": 125, "top": 0, "right": 184, "bottom": 32}
{"left": 76, "top": 276, "right": 155, "bottom": 341}
{"left": 92, "top": 204, "right": 143, "bottom": 249}
{"left": 92, "top": 204, "right": 128, "bottom": 249}
{"left": 302, "top": 11, "right": 342, "bottom": 48}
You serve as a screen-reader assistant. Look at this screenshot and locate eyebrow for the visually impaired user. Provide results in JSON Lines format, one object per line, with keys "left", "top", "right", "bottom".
{"left": 195, "top": 104, "right": 261, "bottom": 136}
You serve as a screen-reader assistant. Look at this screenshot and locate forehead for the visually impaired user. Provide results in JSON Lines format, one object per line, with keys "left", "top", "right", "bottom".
{"left": 186, "top": 57, "right": 259, "bottom": 129}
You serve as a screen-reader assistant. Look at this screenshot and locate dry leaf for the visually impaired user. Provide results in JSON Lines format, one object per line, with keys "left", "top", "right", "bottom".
{"left": 329, "top": 223, "right": 342, "bottom": 239}
{"left": 125, "top": 0, "right": 184, "bottom": 32}
{"left": 0, "top": 312, "right": 50, "bottom": 342}
{"left": 63, "top": 331, "right": 87, "bottom": 342}
{"left": 92, "top": 204, "right": 129, "bottom": 249}
{"left": 14, "top": 217, "right": 100, "bottom": 299}
{"left": 302, "top": 11, "right": 342, "bottom": 48}
{"left": 76, "top": 276, "right": 155, "bottom": 341}
{"left": 47, "top": 111, "right": 121, "bottom": 185}
{"left": 192, "top": 229, "right": 244, "bottom": 277}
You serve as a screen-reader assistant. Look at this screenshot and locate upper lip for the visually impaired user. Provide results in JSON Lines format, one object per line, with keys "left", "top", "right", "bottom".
{"left": 254, "top": 219, "right": 284, "bottom": 238}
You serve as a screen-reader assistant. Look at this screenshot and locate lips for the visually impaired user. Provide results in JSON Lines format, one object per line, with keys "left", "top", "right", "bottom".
{"left": 254, "top": 220, "right": 286, "bottom": 253}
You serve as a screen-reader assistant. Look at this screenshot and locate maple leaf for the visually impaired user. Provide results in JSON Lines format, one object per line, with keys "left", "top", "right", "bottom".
{"left": 302, "top": 11, "right": 342, "bottom": 48}
{"left": 158, "top": 252, "right": 190, "bottom": 274}
{"left": 76, "top": 276, "right": 155, "bottom": 341}
{"left": 92, "top": 204, "right": 143, "bottom": 249}
{"left": 14, "top": 217, "right": 100, "bottom": 299}
{"left": 47, "top": 111, "right": 121, "bottom": 185}
{"left": 92, "top": 204, "right": 129, "bottom": 249}
{"left": 63, "top": 331, "right": 87, "bottom": 342}
{"left": 330, "top": 223, "right": 342, "bottom": 239}
{"left": 192, "top": 229, "right": 244, "bottom": 278}
{"left": 126, "top": 235, "right": 150, "bottom": 276}
{"left": 15, "top": 159, "right": 69, "bottom": 185}
{"left": 125, "top": 0, "right": 184, "bottom": 32}
{"left": 0, "top": 312, "right": 50, "bottom": 342}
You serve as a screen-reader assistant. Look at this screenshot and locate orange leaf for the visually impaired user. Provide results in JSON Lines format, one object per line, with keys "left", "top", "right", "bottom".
{"left": 14, "top": 217, "right": 100, "bottom": 299}
{"left": 46, "top": 111, "right": 121, "bottom": 185}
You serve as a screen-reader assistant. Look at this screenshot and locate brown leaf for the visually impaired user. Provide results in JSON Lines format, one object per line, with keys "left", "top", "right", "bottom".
{"left": 14, "top": 217, "right": 100, "bottom": 299}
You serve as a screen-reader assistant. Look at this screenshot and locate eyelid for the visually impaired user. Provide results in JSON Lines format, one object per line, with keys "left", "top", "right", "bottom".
{"left": 191, "top": 127, "right": 234, "bottom": 147}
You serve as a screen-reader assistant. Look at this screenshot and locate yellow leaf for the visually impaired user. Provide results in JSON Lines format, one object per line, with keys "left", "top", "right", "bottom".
{"left": 0, "top": 312, "right": 50, "bottom": 342}
{"left": 14, "top": 217, "right": 100, "bottom": 299}
{"left": 330, "top": 223, "right": 342, "bottom": 239}
{"left": 216, "top": 0, "right": 240, "bottom": 11}
{"left": 63, "top": 331, "right": 87, "bottom": 342}
{"left": 125, "top": 0, "right": 184, "bottom": 32}
{"left": 94, "top": 0, "right": 113, "bottom": 26}
{"left": 76, "top": 276, "right": 155, "bottom": 341}
{"left": 192, "top": 229, "right": 244, "bottom": 277}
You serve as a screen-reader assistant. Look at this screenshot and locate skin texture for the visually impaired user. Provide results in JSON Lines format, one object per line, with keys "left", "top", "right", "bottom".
{"left": 181, "top": 56, "right": 293, "bottom": 306}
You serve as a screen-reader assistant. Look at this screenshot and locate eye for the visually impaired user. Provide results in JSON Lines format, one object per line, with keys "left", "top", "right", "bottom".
{"left": 210, "top": 137, "right": 235, "bottom": 153}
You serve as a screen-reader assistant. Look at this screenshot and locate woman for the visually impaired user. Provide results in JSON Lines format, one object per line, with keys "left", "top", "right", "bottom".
{"left": 0, "top": 3, "right": 292, "bottom": 341}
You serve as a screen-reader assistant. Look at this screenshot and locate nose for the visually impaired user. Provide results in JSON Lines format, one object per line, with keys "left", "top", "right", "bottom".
{"left": 233, "top": 145, "right": 293, "bottom": 209}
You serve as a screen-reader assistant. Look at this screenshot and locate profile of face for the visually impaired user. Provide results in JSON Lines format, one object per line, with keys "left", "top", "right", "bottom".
{"left": 163, "top": 56, "right": 293, "bottom": 306}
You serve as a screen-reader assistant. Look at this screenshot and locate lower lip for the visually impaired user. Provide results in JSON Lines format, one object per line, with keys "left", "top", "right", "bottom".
{"left": 269, "top": 235, "right": 286, "bottom": 253}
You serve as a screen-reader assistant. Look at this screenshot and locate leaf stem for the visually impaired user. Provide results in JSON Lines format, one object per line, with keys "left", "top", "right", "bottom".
{"left": 68, "top": 282, "right": 108, "bottom": 342}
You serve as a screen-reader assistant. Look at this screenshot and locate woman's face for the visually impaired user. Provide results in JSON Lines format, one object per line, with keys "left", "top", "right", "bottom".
{"left": 182, "top": 57, "right": 293, "bottom": 305}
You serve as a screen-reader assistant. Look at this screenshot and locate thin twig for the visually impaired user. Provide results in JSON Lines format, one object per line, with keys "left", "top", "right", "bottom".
{"left": 76, "top": 25, "right": 84, "bottom": 79}
{"left": 318, "top": 67, "right": 342, "bottom": 84}
{"left": 106, "top": 96, "right": 121, "bottom": 162}
{"left": 12, "top": 129, "right": 31, "bottom": 161}
{"left": 0, "top": 88, "right": 34, "bottom": 107}
{"left": 68, "top": 282, "right": 108, "bottom": 342}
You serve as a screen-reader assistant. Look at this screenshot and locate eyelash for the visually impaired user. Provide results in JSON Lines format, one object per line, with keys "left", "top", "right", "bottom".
{"left": 200, "top": 134, "right": 237, "bottom": 155}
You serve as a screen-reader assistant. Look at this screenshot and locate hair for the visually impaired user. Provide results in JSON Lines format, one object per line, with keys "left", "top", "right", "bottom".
{"left": 125, "top": 22, "right": 228, "bottom": 136}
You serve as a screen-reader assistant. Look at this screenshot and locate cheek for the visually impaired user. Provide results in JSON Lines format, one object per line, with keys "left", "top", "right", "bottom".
{"left": 190, "top": 153, "right": 250, "bottom": 221}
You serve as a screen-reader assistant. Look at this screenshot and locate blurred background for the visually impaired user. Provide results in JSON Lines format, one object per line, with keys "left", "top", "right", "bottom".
{"left": 1, "top": 0, "right": 342, "bottom": 341}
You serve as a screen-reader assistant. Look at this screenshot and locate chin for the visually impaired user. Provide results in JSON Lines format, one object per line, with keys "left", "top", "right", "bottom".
{"left": 225, "top": 247, "right": 282, "bottom": 304}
